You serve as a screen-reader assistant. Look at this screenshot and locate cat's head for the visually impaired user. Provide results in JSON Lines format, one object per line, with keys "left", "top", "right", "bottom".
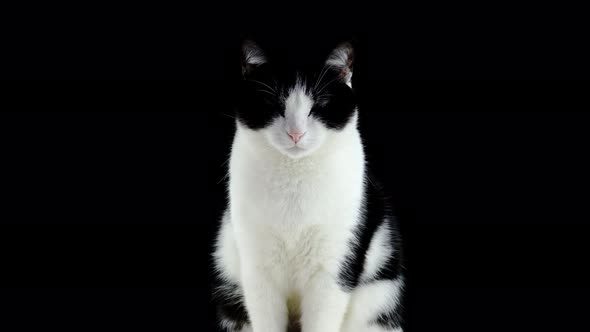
{"left": 235, "top": 40, "right": 357, "bottom": 158}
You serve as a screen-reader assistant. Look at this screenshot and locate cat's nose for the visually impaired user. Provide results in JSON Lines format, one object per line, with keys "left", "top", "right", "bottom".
{"left": 288, "top": 131, "right": 306, "bottom": 144}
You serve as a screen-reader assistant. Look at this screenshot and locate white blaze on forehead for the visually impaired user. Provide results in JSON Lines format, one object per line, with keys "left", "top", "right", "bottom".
{"left": 284, "top": 84, "right": 314, "bottom": 132}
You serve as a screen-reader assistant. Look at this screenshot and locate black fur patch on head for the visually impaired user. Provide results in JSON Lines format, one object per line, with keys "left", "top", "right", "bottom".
{"left": 235, "top": 64, "right": 284, "bottom": 130}
{"left": 309, "top": 68, "right": 357, "bottom": 130}
{"left": 234, "top": 38, "right": 358, "bottom": 131}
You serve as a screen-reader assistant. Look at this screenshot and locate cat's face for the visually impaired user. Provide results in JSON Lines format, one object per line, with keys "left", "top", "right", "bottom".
{"left": 235, "top": 41, "right": 357, "bottom": 158}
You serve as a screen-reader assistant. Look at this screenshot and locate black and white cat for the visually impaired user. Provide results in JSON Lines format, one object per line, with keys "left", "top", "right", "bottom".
{"left": 212, "top": 39, "right": 404, "bottom": 332}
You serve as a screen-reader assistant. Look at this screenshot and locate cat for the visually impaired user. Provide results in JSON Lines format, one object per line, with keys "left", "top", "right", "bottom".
{"left": 212, "top": 38, "right": 404, "bottom": 332}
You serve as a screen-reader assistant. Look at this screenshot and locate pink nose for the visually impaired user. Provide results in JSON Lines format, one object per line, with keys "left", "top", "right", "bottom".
{"left": 288, "top": 131, "right": 305, "bottom": 144}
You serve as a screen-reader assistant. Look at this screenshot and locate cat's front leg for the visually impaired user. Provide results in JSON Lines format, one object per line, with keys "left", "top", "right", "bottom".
{"left": 300, "top": 271, "right": 350, "bottom": 332}
{"left": 241, "top": 267, "right": 288, "bottom": 332}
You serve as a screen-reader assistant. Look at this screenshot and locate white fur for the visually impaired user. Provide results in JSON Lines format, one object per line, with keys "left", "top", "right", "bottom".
{"left": 214, "top": 87, "right": 402, "bottom": 331}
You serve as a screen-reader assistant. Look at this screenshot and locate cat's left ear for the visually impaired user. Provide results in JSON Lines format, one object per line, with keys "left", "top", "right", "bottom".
{"left": 326, "top": 42, "right": 354, "bottom": 86}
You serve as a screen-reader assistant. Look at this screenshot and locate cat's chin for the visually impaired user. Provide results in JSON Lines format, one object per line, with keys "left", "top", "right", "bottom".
{"left": 281, "top": 145, "right": 314, "bottom": 159}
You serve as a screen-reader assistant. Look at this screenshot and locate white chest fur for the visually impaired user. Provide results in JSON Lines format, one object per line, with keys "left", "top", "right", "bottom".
{"left": 228, "top": 121, "right": 366, "bottom": 287}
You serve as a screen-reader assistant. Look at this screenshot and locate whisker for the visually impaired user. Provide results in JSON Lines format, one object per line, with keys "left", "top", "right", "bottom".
{"left": 217, "top": 172, "right": 230, "bottom": 184}
{"left": 313, "top": 65, "right": 330, "bottom": 92}
{"left": 315, "top": 76, "right": 340, "bottom": 96}
{"left": 256, "top": 89, "right": 277, "bottom": 97}
{"left": 221, "top": 113, "right": 237, "bottom": 120}
{"left": 248, "top": 79, "right": 277, "bottom": 93}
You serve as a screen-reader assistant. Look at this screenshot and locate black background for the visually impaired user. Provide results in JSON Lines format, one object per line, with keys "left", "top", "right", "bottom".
{"left": 2, "top": 3, "right": 590, "bottom": 332}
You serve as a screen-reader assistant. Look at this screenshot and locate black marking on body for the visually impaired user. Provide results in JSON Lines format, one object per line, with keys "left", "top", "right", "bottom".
{"left": 363, "top": 218, "right": 404, "bottom": 284}
{"left": 211, "top": 275, "right": 249, "bottom": 331}
{"left": 338, "top": 173, "right": 404, "bottom": 291}
{"left": 373, "top": 293, "right": 405, "bottom": 330}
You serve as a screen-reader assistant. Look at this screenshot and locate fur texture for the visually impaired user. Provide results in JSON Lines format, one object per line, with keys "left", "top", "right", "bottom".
{"left": 213, "top": 40, "right": 404, "bottom": 332}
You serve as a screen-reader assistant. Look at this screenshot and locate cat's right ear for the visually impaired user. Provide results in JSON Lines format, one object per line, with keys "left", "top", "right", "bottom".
{"left": 241, "top": 40, "right": 267, "bottom": 77}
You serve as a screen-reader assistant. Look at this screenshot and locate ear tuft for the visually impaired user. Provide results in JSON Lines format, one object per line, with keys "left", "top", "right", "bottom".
{"left": 242, "top": 40, "right": 267, "bottom": 76}
{"left": 326, "top": 42, "right": 354, "bottom": 85}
